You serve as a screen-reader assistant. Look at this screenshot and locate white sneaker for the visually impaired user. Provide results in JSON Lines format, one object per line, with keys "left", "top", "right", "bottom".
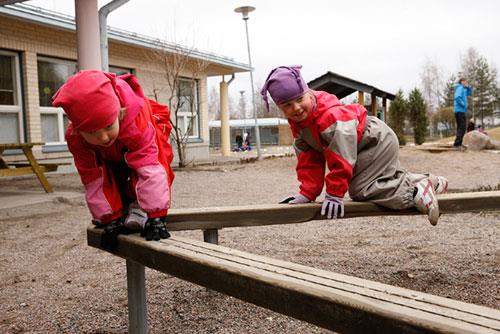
{"left": 414, "top": 178, "right": 440, "bottom": 226}
{"left": 125, "top": 203, "right": 148, "bottom": 230}
{"left": 427, "top": 174, "right": 449, "bottom": 194}
{"left": 434, "top": 176, "right": 448, "bottom": 194}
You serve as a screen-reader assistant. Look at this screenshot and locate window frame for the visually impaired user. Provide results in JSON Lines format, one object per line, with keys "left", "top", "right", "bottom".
{"left": 175, "top": 77, "right": 200, "bottom": 140}
{"left": 0, "top": 50, "right": 24, "bottom": 143}
{"left": 37, "top": 56, "right": 77, "bottom": 145}
{"left": 37, "top": 56, "right": 133, "bottom": 146}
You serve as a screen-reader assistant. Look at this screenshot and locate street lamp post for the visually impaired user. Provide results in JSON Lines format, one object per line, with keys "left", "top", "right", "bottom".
{"left": 234, "top": 5, "right": 262, "bottom": 159}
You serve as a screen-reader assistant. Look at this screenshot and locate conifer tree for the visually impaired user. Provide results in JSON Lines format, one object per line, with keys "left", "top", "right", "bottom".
{"left": 408, "top": 88, "right": 428, "bottom": 145}
{"left": 388, "top": 89, "right": 407, "bottom": 145}
{"left": 440, "top": 74, "right": 456, "bottom": 108}
{"left": 471, "top": 56, "right": 498, "bottom": 126}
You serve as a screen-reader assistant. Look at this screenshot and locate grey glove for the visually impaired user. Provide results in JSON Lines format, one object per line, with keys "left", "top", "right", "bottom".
{"left": 279, "top": 194, "right": 311, "bottom": 204}
{"left": 321, "top": 194, "right": 344, "bottom": 219}
{"left": 124, "top": 203, "right": 148, "bottom": 231}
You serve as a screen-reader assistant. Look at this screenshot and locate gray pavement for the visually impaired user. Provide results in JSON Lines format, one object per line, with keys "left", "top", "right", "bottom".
{"left": 0, "top": 145, "right": 294, "bottom": 211}
{"left": 0, "top": 189, "right": 83, "bottom": 211}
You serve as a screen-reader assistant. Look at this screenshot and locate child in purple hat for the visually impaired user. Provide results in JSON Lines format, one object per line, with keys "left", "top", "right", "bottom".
{"left": 261, "top": 65, "right": 449, "bottom": 225}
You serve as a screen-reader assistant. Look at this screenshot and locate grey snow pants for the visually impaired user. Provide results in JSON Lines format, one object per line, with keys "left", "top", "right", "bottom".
{"left": 349, "top": 116, "right": 427, "bottom": 210}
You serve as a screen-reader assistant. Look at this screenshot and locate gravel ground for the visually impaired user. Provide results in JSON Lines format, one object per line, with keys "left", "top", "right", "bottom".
{"left": 0, "top": 147, "right": 499, "bottom": 333}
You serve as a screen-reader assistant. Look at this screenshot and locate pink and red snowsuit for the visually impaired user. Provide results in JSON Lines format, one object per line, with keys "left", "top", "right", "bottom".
{"left": 289, "top": 90, "right": 419, "bottom": 210}
{"left": 64, "top": 74, "right": 174, "bottom": 224}
{"left": 289, "top": 90, "right": 366, "bottom": 200}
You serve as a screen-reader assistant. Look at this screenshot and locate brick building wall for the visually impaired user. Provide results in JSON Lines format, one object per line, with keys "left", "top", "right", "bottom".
{"left": 0, "top": 16, "right": 210, "bottom": 162}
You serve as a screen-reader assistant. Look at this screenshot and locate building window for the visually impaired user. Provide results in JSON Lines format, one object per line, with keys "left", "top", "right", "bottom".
{"left": 0, "top": 50, "right": 23, "bottom": 144}
{"left": 174, "top": 78, "right": 200, "bottom": 139}
{"left": 38, "top": 57, "right": 77, "bottom": 144}
{"left": 38, "top": 57, "right": 133, "bottom": 145}
{"left": 109, "top": 66, "right": 133, "bottom": 76}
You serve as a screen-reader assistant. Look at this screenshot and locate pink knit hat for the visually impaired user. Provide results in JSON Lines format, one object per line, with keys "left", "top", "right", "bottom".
{"left": 260, "top": 65, "right": 308, "bottom": 112}
{"left": 52, "top": 70, "right": 121, "bottom": 132}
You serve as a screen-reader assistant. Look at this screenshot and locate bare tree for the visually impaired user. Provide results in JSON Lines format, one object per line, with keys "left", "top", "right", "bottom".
{"left": 420, "top": 58, "right": 443, "bottom": 114}
{"left": 228, "top": 95, "right": 236, "bottom": 119}
{"left": 207, "top": 86, "right": 220, "bottom": 121}
{"left": 235, "top": 91, "right": 247, "bottom": 119}
{"left": 151, "top": 44, "right": 209, "bottom": 168}
{"left": 459, "top": 47, "right": 480, "bottom": 79}
{"left": 432, "top": 106, "right": 455, "bottom": 137}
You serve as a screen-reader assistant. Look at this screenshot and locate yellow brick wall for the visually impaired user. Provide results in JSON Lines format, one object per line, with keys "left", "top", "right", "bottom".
{"left": 0, "top": 16, "right": 77, "bottom": 58}
{"left": 0, "top": 16, "right": 212, "bottom": 161}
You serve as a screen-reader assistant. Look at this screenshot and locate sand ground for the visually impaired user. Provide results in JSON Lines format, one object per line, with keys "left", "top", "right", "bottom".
{"left": 0, "top": 147, "right": 499, "bottom": 333}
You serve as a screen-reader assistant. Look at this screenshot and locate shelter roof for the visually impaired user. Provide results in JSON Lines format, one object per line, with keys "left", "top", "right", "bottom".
{"left": 308, "top": 71, "right": 395, "bottom": 100}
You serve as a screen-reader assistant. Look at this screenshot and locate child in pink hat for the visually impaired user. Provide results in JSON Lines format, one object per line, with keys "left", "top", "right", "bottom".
{"left": 53, "top": 70, "right": 175, "bottom": 249}
{"left": 261, "top": 65, "right": 448, "bottom": 225}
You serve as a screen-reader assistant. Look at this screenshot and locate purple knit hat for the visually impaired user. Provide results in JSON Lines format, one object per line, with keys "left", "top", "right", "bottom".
{"left": 260, "top": 65, "right": 308, "bottom": 112}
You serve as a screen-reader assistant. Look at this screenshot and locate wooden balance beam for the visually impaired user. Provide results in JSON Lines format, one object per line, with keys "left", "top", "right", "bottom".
{"left": 87, "top": 232, "right": 500, "bottom": 334}
{"left": 166, "top": 191, "right": 500, "bottom": 245}
{"left": 87, "top": 190, "right": 500, "bottom": 333}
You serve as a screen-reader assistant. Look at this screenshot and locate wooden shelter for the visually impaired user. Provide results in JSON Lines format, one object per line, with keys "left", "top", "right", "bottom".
{"left": 308, "top": 71, "right": 395, "bottom": 120}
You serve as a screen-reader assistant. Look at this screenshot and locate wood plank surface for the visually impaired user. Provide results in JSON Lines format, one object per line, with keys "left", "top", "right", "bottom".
{"left": 0, "top": 165, "right": 53, "bottom": 176}
{"left": 166, "top": 191, "right": 500, "bottom": 231}
{"left": 8, "top": 162, "right": 69, "bottom": 169}
{"left": 0, "top": 142, "right": 43, "bottom": 150}
{"left": 87, "top": 229, "right": 500, "bottom": 334}
{"left": 22, "top": 146, "right": 53, "bottom": 193}
{"left": 0, "top": 143, "right": 54, "bottom": 193}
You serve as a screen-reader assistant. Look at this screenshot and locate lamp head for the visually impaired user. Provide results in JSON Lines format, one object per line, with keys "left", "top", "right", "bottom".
{"left": 234, "top": 6, "right": 255, "bottom": 20}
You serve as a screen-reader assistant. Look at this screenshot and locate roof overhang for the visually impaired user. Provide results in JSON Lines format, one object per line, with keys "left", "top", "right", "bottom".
{"left": 0, "top": 0, "right": 26, "bottom": 5}
{"left": 0, "top": 3, "right": 251, "bottom": 75}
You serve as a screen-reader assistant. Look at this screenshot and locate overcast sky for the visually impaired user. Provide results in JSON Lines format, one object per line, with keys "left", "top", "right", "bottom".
{"left": 28, "top": 0, "right": 500, "bottom": 102}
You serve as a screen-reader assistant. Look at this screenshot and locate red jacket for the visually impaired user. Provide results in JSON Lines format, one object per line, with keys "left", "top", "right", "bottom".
{"left": 66, "top": 74, "right": 174, "bottom": 223}
{"left": 288, "top": 91, "right": 367, "bottom": 200}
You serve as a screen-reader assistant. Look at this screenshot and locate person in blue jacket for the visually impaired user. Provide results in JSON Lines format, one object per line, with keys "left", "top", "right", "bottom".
{"left": 453, "top": 78, "right": 472, "bottom": 147}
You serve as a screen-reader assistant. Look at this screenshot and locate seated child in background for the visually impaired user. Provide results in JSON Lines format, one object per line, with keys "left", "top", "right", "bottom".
{"left": 261, "top": 65, "right": 448, "bottom": 225}
{"left": 243, "top": 132, "right": 252, "bottom": 151}
{"left": 234, "top": 133, "right": 244, "bottom": 151}
{"left": 466, "top": 118, "right": 475, "bottom": 132}
{"left": 53, "top": 70, "right": 174, "bottom": 249}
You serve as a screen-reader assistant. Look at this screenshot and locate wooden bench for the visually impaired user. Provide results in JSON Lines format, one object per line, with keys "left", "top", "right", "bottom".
{"left": 87, "top": 191, "right": 500, "bottom": 334}
{"left": 0, "top": 142, "right": 68, "bottom": 193}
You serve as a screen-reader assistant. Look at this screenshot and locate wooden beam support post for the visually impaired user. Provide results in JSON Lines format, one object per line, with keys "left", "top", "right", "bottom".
{"left": 358, "top": 91, "right": 364, "bottom": 106}
{"left": 203, "top": 229, "right": 219, "bottom": 245}
{"left": 126, "top": 259, "right": 148, "bottom": 334}
{"left": 371, "top": 93, "right": 377, "bottom": 116}
{"left": 382, "top": 98, "right": 387, "bottom": 121}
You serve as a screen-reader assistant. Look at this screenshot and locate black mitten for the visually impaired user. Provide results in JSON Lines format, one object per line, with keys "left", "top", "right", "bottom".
{"left": 141, "top": 217, "right": 171, "bottom": 241}
{"left": 97, "top": 218, "right": 125, "bottom": 251}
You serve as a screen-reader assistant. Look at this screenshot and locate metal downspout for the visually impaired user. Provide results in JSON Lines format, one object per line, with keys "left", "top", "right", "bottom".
{"left": 99, "top": 0, "right": 129, "bottom": 71}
